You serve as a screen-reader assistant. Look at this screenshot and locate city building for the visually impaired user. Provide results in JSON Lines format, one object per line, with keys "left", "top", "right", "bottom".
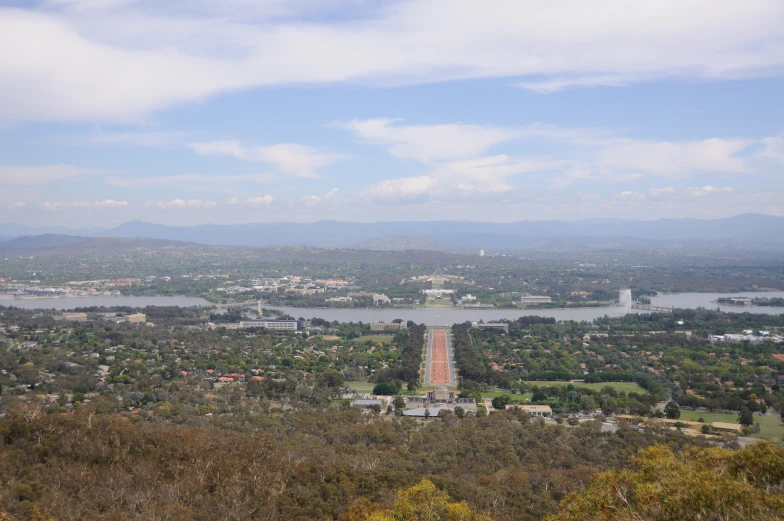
{"left": 476, "top": 322, "right": 509, "bottom": 333}
{"left": 422, "top": 289, "right": 455, "bottom": 296}
{"left": 351, "top": 399, "right": 384, "bottom": 410}
{"left": 325, "top": 296, "right": 353, "bottom": 303}
{"left": 372, "top": 293, "right": 390, "bottom": 306}
{"left": 519, "top": 296, "right": 552, "bottom": 305}
{"left": 370, "top": 322, "right": 407, "bottom": 331}
{"left": 238, "top": 320, "right": 299, "bottom": 331}
{"left": 404, "top": 387, "right": 477, "bottom": 417}
{"left": 507, "top": 404, "right": 552, "bottom": 417}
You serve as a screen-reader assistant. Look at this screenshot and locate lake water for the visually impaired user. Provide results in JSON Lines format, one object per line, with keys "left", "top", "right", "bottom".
{"left": 0, "top": 291, "right": 782, "bottom": 325}
{"left": 650, "top": 291, "right": 784, "bottom": 315}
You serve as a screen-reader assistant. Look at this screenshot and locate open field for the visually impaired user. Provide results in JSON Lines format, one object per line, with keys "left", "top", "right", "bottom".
{"left": 423, "top": 298, "right": 454, "bottom": 308}
{"left": 351, "top": 335, "right": 395, "bottom": 344}
{"left": 481, "top": 390, "right": 530, "bottom": 403}
{"left": 678, "top": 410, "right": 784, "bottom": 439}
{"left": 524, "top": 381, "right": 648, "bottom": 394}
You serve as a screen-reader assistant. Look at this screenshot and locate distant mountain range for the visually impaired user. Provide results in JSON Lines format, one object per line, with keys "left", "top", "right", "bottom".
{"left": 0, "top": 234, "right": 197, "bottom": 256}
{"left": 0, "top": 214, "right": 782, "bottom": 251}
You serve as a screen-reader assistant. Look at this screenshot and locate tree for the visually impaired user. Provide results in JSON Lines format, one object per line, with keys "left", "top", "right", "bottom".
{"left": 547, "top": 442, "right": 784, "bottom": 521}
{"left": 393, "top": 395, "right": 406, "bottom": 414}
{"left": 664, "top": 401, "right": 680, "bottom": 419}
{"left": 454, "top": 406, "right": 465, "bottom": 419}
{"left": 373, "top": 382, "right": 400, "bottom": 395}
{"left": 491, "top": 395, "right": 510, "bottom": 410}
{"left": 738, "top": 408, "right": 754, "bottom": 427}
{"left": 361, "top": 479, "right": 493, "bottom": 521}
{"left": 424, "top": 408, "right": 431, "bottom": 420}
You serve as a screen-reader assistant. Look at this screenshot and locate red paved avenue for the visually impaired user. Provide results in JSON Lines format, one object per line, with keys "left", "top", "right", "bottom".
{"left": 430, "top": 330, "right": 450, "bottom": 385}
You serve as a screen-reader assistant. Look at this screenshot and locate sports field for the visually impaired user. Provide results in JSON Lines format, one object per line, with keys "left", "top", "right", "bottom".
{"left": 523, "top": 381, "right": 648, "bottom": 394}
{"left": 678, "top": 410, "right": 784, "bottom": 439}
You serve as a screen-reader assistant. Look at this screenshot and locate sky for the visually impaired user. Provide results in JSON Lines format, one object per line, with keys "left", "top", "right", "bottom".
{"left": 1, "top": 0, "right": 784, "bottom": 228}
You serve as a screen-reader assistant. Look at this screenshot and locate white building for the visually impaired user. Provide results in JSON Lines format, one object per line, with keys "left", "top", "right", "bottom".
{"left": 372, "top": 293, "right": 391, "bottom": 305}
{"left": 325, "top": 296, "right": 353, "bottom": 303}
{"left": 422, "top": 289, "right": 455, "bottom": 296}
{"left": 370, "top": 322, "right": 407, "bottom": 331}
{"left": 519, "top": 296, "right": 552, "bottom": 305}
{"left": 238, "top": 320, "right": 299, "bottom": 331}
{"left": 507, "top": 404, "right": 552, "bottom": 417}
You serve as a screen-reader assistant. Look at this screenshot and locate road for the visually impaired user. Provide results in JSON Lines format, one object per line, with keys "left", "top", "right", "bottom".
{"left": 425, "top": 328, "right": 455, "bottom": 386}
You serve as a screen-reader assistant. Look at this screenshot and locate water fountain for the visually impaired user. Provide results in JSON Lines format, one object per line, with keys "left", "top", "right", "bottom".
{"left": 619, "top": 289, "right": 632, "bottom": 314}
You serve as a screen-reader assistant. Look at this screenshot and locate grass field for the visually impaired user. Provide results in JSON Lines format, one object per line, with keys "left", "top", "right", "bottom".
{"left": 481, "top": 390, "right": 531, "bottom": 402}
{"left": 350, "top": 335, "right": 395, "bottom": 344}
{"left": 423, "top": 298, "right": 454, "bottom": 308}
{"left": 523, "top": 381, "right": 648, "bottom": 394}
{"left": 678, "top": 410, "right": 784, "bottom": 440}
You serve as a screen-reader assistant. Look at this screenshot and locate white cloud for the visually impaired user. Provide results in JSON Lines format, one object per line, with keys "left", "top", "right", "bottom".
{"left": 760, "top": 137, "right": 784, "bottom": 164}
{"left": 336, "top": 119, "right": 520, "bottom": 163}
{"left": 614, "top": 186, "right": 734, "bottom": 203}
{"left": 3, "top": 1, "right": 783, "bottom": 121}
{"left": 39, "top": 199, "right": 130, "bottom": 211}
{"left": 41, "top": 202, "right": 65, "bottom": 212}
{"left": 152, "top": 199, "right": 217, "bottom": 208}
{"left": 0, "top": 164, "right": 102, "bottom": 185}
{"left": 190, "top": 141, "right": 340, "bottom": 178}
{"left": 246, "top": 195, "right": 274, "bottom": 205}
{"left": 93, "top": 199, "right": 129, "bottom": 207}
{"left": 361, "top": 176, "right": 436, "bottom": 203}
{"left": 594, "top": 138, "right": 752, "bottom": 179}
{"left": 227, "top": 195, "right": 274, "bottom": 205}
{"left": 8, "top": 202, "right": 27, "bottom": 210}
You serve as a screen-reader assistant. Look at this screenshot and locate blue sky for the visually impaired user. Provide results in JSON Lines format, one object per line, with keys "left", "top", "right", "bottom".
{"left": 1, "top": 0, "right": 783, "bottom": 227}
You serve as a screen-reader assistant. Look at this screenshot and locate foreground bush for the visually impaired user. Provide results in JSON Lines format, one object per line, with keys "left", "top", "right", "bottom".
{"left": 548, "top": 441, "right": 784, "bottom": 521}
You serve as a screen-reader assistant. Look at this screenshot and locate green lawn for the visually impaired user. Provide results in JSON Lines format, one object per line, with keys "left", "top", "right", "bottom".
{"left": 678, "top": 410, "right": 784, "bottom": 440}
{"left": 480, "top": 390, "right": 531, "bottom": 403}
{"left": 423, "top": 298, "right": 454, "bottom": 308}
{"left": 346, "top": 381, "right": 375, "bottom": 391}
{"left": 523, "top": 381, "right": 649, "bottom": 394}
{"left": 351, "top": 335, "right": 395, "bottom": 344}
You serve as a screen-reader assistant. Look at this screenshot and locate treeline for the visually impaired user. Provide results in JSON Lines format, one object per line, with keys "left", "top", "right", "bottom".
{"left": 595, "top": 308, "right": 784, "bottom": 332}
{"left": 452, "top": 323, "right": 516, "bottom": 389}
{"left": 376, "top": 323, "right": 426, "bottom": 390}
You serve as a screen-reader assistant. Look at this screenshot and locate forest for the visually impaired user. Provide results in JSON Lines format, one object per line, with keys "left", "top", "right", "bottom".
{"left": 0, "top": 402, "right": 752, "bottom": 521}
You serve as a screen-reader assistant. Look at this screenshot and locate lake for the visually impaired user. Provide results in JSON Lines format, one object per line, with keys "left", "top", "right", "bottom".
{"left": 650, "top": 291, "right": 784, "bottom": 315}
{"left": 0, "top": 291, "right": 782, "bottom": 325}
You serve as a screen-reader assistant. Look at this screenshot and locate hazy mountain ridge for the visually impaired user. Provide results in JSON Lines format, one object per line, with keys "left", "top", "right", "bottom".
{"left": 0, "top": 213, "right": 782, "bottom": 249}
{"left": 0, "top": 234, "right": 200, "bottom": 256}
